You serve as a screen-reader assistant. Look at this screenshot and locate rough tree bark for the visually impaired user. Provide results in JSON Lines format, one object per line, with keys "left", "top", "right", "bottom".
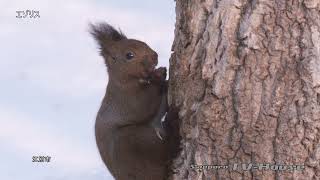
{"left": 168, "top": 0, "right": 320, "bottom": 179}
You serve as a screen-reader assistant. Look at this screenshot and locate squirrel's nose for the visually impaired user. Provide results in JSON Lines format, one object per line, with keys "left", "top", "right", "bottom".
{"left": 142, "top": 53, "right": 158, "bottom": 68}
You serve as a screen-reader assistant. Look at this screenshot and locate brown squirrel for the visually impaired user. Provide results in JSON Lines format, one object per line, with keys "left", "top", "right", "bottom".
{"left": 90, "top": 23, "right": 170, "bottom": 180}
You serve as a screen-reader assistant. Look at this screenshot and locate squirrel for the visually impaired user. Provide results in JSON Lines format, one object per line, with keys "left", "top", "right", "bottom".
{"left": 90, "top": 22, "right": 171, "bottom": 180}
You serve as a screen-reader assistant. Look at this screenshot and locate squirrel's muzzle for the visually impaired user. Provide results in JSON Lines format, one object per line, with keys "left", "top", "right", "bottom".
{"left": 142, "top": 53, "right": 158, "bottom": 73}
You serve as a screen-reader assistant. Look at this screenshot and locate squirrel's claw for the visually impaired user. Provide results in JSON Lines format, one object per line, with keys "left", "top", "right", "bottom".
{"left": 138, "top": 78, "right": 151, "bottom": 85}
{"left": 154, "top": 128, "right": 164, "bottom": 141}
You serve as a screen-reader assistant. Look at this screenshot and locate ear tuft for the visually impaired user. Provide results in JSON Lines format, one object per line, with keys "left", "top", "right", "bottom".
{"left": 89, "top": 22, "right": 127, "bottom": 43}
{"left": 89, "top": 22, "right": 127, "bottom": 59}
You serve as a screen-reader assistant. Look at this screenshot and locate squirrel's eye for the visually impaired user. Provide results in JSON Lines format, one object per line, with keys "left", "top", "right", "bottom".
{"left": 126, "top": 52, "right": 134, "bottom": 60}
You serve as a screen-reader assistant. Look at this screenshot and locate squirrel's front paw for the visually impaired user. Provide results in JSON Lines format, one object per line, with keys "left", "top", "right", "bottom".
{"left": 138, "top": 67, "right": 166, "bottom": 85}
{"left": 152, "top": 67, "right": 167, "bottom": 82}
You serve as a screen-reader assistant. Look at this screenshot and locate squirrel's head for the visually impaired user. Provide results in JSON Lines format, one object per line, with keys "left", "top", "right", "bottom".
{"left": 90, "top": 23, "right": 158, "bottom": 84}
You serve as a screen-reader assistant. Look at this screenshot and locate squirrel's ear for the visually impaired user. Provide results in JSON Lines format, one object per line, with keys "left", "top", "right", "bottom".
{"left": 89, "top": 22, "right": 127, "bottom": 56}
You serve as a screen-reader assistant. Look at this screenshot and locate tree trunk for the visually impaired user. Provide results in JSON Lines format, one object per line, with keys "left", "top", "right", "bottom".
{"left": 168, "top": 0, "right": 320, "bottom": 179}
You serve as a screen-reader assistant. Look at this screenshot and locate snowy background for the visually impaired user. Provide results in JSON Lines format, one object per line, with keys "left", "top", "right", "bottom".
{"left": 0, "top": 0, "right": 175, "bottom": 179}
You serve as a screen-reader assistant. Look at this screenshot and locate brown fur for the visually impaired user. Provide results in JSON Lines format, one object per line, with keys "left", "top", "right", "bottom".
{"left": 91, "top": 22, "right": 169, "bottom": 180}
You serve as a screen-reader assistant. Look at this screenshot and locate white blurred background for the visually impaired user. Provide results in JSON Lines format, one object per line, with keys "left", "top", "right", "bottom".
{"left": 0, "top": 0, "right": 175, "bottom": 179}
